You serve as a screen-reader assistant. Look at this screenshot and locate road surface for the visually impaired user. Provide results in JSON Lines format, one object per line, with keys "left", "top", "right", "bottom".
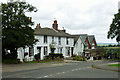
{"left": 2, "top": 60, "right": 119, "bottom": 79}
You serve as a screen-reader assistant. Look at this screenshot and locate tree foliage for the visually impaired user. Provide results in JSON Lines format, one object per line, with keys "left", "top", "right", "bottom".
{"left": 2, "top": 1, "right": 38, "bottom": 59}
{"left": 107, "top": 10, "right": 120, "bottom": 43}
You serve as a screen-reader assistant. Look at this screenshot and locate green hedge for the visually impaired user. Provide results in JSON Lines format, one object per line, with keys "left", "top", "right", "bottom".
{"left": 73, "top": 56, "right": 85, "bottom": 61}
{"left": 44, "top": 53, "right": 64, "bottom": 60}
{"left": 34, "top": 53, "right": 40, "bottom": 61}
{"left": 3, "top": 59, "right": 21, "bottom": 64}
{"left": 49, "top": 53, "right": 64, "bottom": 59}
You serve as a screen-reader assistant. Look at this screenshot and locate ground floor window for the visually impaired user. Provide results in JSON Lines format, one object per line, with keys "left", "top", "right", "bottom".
{"left": 57, "top": 47, "right": 63, "bottom": 54}
{"left": 60, "top": 48, "right": 62, "bottom": 53}
{"left": 29, "top": 47, "right": 34, "bottom": 57}
{"left": 66, "top": 47, "right": 70, "bottom": 56}
{"left": 44, "top": 47, "right": 47, "bottom": 55}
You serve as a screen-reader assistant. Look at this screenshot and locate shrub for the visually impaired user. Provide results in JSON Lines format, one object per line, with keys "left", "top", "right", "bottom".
{"left": 3, "top": 59, "right": 21, "bottom": 64}
{"left": 49, "top": 53, "right": 64, "bottom": 60}
{"left": 34, "top": 53, "right": 40, "bottom": 61}
{"left": 72, "top": 54, "right": 77, "bottom": 57}
{"left": 74, "top": 56, "right": 85, "bottom": 61}
{"left": 44, "top": 56, "right": 52, "bottom": 61}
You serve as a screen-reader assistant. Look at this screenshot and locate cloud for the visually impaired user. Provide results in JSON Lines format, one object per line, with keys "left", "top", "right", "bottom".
{"left": 0, "top": 0, "right": 119, "bottom": 43}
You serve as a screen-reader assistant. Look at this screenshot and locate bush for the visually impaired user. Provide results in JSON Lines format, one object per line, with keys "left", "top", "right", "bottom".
{"left": 74, "top": 56, "right": 85, "bottom": 61}
{"left": 49, "top": 53, "right": 64, "bottom": 60}
{"left": 34, "top": 53, "right": 40, "bottom": 61}
{"left": 3, "top": 59, "right": 21, "bottom": 64}
{"left": 72, "top": 54, "right": 77, "bottom": 57}
{"left": 44, "top": 56, "right": 52, "bottom": 61}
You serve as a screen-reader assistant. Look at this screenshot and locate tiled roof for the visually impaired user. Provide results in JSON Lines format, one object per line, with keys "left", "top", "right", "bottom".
{"left": 72, "top": 34, "right": 87, "bottom": 45}
{"left": 79, "top": 34, "right": 87, "bottom": 44}
{"left": 88, "top": 35, "right": 95, "bottom": 44}
{"left": 34, "top": 27, "right": 73, "bottom": 38}
{"left": 72, "top": 35, "right": 80, "bottom": 45}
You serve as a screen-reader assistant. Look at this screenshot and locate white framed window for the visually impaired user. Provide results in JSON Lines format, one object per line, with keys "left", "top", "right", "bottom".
{"left": 58, "top": 36, "right": 61, "bottom": 45}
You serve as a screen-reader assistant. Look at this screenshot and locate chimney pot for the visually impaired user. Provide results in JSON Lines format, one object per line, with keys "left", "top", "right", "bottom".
{"left": 52, "top": 20, "right": 58, "bottom": 30}
{"left": 54, "top": 20, "right": 57, "bottom": 24}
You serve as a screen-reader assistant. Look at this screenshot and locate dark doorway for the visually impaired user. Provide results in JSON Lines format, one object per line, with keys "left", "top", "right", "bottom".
{"left": 68, "top": 47, "right": 70, "bottom": 56}
{"left": 71, "top": 47, "right": 73, "bottom": 57}
{"left": 37, "top": 47, "right": 41, "bottom": 60}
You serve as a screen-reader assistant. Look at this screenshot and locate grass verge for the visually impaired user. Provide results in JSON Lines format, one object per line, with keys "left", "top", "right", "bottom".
{"left": 108, "top": 64, "right": 120, "bottom": 67}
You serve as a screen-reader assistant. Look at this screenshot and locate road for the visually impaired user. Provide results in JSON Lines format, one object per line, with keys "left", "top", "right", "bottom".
{"left": 2, "top": 60, "right": 119, "bottom": 79}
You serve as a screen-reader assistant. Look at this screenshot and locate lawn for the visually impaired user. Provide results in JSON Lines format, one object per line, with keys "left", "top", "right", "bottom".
{"left": 108, "top": 64, "right": 120, "bottom": 67}
{"left": 106, "top": 47, "right": 120, "bottom": 49}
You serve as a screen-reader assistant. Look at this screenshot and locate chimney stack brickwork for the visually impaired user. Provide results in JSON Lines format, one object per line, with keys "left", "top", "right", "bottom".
{"left": 36, "top": 23, "right": 41, "bottom": 28}
{"left": 52, "top": 20, "right": 58, "bottom": 30}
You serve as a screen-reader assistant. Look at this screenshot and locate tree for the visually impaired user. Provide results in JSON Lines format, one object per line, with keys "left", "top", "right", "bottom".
{"left": 2, "top": 1, "right": 38, "bottom": 60}
{"left": 107, "top": 10, "right": 120, "bottom": 43}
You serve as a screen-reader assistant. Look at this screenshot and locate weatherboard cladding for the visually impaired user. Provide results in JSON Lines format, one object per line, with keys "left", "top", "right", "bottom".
{"left": 34, "top": 28, "right": 73, "bottom": 38}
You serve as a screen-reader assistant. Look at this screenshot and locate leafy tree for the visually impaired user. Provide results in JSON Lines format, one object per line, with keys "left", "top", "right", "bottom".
{"left": 107, "top": 10, "right": 120, "bottom": 43}
{"left": 2, "top": 1, "right": 38, "bottom": 60}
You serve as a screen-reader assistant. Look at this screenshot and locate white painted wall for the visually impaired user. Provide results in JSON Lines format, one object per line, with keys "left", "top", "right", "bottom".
{"left": 73, "top": 36, "right": 84, "bottom": 56}
{"left": 17, "top": 35, "right": 74, "bottom": 61}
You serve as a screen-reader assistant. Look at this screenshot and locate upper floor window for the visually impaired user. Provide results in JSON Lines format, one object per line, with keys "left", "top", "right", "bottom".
{"left": 66, "top": 37, "right": 69, "bottom": 45}
{"left": 44, "top": 35, "right": 47, "bottom": 43}
{"left": 58, "top": 36, "right": 61, "bottom": 45}
{"left": 52, "top": 36, "right": 54, "bottom": 43}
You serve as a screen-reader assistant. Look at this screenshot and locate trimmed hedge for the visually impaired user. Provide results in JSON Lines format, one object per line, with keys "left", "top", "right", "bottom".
{"left": 3, "top": 59, "right": 21, "bottom": 64}
{"left": 49, "top": 53, "right": 64, "bottom": 60}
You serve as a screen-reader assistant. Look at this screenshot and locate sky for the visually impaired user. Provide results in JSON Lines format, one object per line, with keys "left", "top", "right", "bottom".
{"left": 0, "top": 0, "right": 119, "bottom": 43}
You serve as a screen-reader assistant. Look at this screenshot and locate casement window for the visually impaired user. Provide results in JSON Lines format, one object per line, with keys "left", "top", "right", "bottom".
{"left": 44, "top": 47, "right": 47, "bottom": 55}
{"left": 66, "top": 37, "right": 69, "bottom": 45}
{"left": 44, "top": 35, "right": 47, "bottom": 43}
{"left": 58, "top": 36, "right": 61, "bottom": 45}
{"left": 52, "top": 36, "right": 54, "bottom": 43}
{"left": 60, "top": 48, "right": 62, "bottom": 53}
{"left": 29, "top": 47, "right": 34, "bottom": 57}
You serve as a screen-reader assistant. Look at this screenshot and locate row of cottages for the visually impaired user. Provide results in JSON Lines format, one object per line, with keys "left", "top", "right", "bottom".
{"left": 72, "top": 34, "right": 97, "bottom": 60}
{"left": 17, "top": 20, "right": 74, "bottom": 62}
{"left": 17, "top": 20, "right": 97, "bottom": 62}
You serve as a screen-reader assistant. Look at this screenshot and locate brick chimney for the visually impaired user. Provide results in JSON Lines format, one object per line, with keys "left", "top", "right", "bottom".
{"left": 52, "top": 20, "right": 58, "bottom": 30}
{"left": 36, "top": 23, "right": 41, "bottom": 28}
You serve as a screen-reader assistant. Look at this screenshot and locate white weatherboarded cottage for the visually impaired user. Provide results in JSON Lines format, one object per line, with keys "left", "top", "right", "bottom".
{"left": 72, "top": 34, "right": 97, "bottom": 60}
{"left": 17, "top": 20, "right": 74, "bottom": 62}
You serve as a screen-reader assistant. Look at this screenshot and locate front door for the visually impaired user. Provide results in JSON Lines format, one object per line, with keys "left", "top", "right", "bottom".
{"left": 37, "top": 47, "right": 41, "bottom": 60}
{"left": 71, "top": 47, "right": 73, "bottom": 57}
{"left": 68, "top": 47, "right": 70, "bottom": 56}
